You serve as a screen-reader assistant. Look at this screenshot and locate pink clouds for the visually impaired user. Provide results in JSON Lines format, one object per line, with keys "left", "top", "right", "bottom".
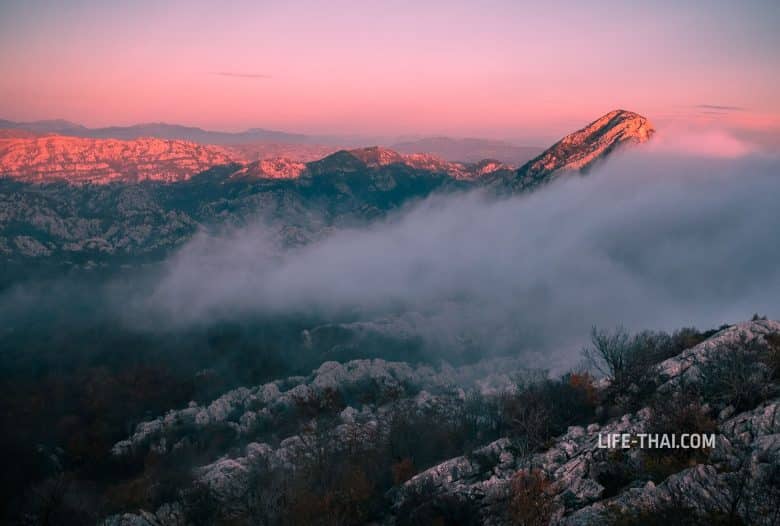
{"left": 648, "top": 127, "right": 756, "bottom": 158}
{"left": 1, "top": 1, "right": 778, "bottom": 143}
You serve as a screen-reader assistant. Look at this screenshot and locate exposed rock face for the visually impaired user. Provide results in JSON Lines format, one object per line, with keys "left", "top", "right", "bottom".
{"left": 0, "top": 135, "right": 236, "bottom": 183}
{"left": 507, "top": 109, "right": 655, "bottom": 191}
{"left": 229, "top": 157, "right": 308, "bottom": 179}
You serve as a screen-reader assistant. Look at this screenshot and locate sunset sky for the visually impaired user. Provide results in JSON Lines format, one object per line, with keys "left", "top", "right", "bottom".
{"left": 1, "top": 0, "right": 778, "bottom": 144}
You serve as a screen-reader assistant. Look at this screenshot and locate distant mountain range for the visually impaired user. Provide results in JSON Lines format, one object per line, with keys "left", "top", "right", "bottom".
{"left": 0, "top": 110, "right": 654, "bottom": 282}
{"left": 0, "top": 118, "right": 312, "bottom": 145}
{"left": 0, "top": 110, "right": 651, "bottom": 185}
{"left": 0, "top": 118, "right": 543, "bottom": 163}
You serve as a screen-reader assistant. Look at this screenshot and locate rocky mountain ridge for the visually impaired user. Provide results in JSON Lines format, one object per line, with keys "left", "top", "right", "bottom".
{"left": 0, "top": 110, "right": 654, "bottom": 283}
{"left": 391, "top": 136, "right": 544, "bottom": 165}
{"left": 0, "top": 118, "right": 545, "bottom": 163}
{"left": 0, "top": 134, "right": 504, "bottom": 183}
{"left": 0, "top": 109, "right": 654, "bottom": 186}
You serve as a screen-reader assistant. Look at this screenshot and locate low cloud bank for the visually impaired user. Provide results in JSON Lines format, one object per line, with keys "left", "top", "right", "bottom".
{"left": 138, "top": 149, "right": 780, "bottom": 367}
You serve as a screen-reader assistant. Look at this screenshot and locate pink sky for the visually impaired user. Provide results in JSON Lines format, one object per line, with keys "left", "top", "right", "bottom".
{"left": 1, "top": 0, "right": 778, "bottom": 144}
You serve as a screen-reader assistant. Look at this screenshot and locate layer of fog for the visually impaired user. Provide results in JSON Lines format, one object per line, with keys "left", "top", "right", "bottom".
{"left": 138, "top": 150, "right": 780, "bottom": 370}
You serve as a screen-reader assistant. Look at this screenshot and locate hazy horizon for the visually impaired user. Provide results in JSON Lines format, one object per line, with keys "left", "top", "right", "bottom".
{"left": 2, "top": 1, "right": 779, "bottom": 146}
{"left": 0, "top": 114, "right": 549, "bottom": 146}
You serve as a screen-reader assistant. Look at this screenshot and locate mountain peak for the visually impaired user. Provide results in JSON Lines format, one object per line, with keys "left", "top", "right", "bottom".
{"left": 570, "top": 109, "right": 654, "bottom": 144}
{"left": 347, "top": 146, "right": 406, "bottom": 167}
{"left": 514, "top": 109, "right": 654, "bottom": 189}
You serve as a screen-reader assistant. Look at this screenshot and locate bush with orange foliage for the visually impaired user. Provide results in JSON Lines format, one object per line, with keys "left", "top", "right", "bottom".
{"left": 567, "top": 371, "right": 599, "bottom": 406}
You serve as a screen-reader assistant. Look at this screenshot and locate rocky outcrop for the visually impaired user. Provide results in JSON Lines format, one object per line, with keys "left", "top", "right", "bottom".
{"left": 562, "top": 395, "right": 780, "bottom": 525}
{"left": 0, "top": 135, "right": 236, "bottom": 183}
{"left": 103, "top": 320, "right": 780, "bottom": 525}
{"left": 656, "top": 318, "right": 778, "bottom": 388}
{"left": 101, "top": 357, "right": 534, "bottom": 525}
{"left": 229, "top": 157, "right": 307, "bottom": 179}
{"left": 110, "top": 357, "right": 530, "bottom": 459}
{"left": 391, "top": 320, "right": 779, "bottom": 525}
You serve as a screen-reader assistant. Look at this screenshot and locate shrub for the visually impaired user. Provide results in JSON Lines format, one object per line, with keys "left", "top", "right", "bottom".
{"left": 19, "top": 473, "right": 99, "bottom": 526}
{"left": 583, "top": 327, "right": 661, "bottom": 403}
{"left": 392, "top": 457, "right": 417, "bottom": 485}
{"left": 181, "top": 482, "right": 227, "bottom": 526}
{"left": 584, "top": 326, "right": 714, "bottom": 404}
{"left": 607, "top": 501, "right": 744, "bottom": 525}
{"left": 500, "top": 376, "right": 596, "bottom": 454}
{"left": 668, "top": 327, "right": 716, "bottom": 356}
{"left": 697, "top": 339, "right": 773, "bottom": 412}
{"left": 583, "top": 326, "right": 637, "bottom": 389}
{"left": 500, "top": 388, "right": 554, "bottom": 453}
{"left": 642, "top": 389, "right": 716, "bottom": 482}
{"left": 507, "top": 469, "right": 556, "bottom": 526}
{"left": 593, "top": 449, "right": 638, "bottom": 498}
{"left": 386, "top": 406, "right": 455, "bottom": 471}
{"left": 762, "top": 333, "right": 780, "bottom": 380}
{"left": 567, "top": 371, "right": 599, "bottom": 406}
{"left": 395, "top": 479, "right": 480, "bottom": 526}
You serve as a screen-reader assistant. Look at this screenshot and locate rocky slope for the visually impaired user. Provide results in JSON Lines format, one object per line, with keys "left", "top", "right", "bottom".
{"left": 345, "top": 146, "right": 512, "bottom": 179}
{"left": 0, "top": 158, "right": 457, "bottom": 283}
{"left": 101, "top": 319, "right": 780, "bottom": 525}
{"left": 392, "top": 320, "right": 779, "bottom": 525}
{"left": 502, "top": 109, "right": 655, "bottom": 191}
{"left": 229, "top": 157, "right": 308, "bottom": 179}
{"left": 0, "top": 134, "right": 236, "bottom": 183}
